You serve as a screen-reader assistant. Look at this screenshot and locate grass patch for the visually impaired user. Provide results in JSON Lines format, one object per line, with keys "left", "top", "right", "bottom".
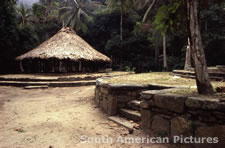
{"left": 103, "top": 72, "right": 225, "bottom": 97}
{"left": 104, "top": 72, "right": 196, "bottom": 86}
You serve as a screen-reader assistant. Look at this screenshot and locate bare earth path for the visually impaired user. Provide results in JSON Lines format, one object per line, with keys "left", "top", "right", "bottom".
{"left": 0, "top": 86, "right": 167, "bottom": 148}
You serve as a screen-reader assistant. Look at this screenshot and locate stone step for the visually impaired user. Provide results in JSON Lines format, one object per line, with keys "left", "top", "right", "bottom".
{"left": 119, "top": 108, "right": 141, "bottom": 122}
{"left": 24, "top": 85, "right": 49, "bottom": 89}
{"left": 173, "top": 73, "right": 225, "bottom": 81}
{"left": 172, "top": 70, "right": 225, "bottom": 81}
{"left": 0, "top": 76, "right": 97, "bottom": 82}
{"left": 108, "top": 116, "right": 135, "bottom": 133}
{"left": 128, "top": 100, "right": 141, "bottom": 111}
{"left": 0, "top": 80, "right": 95, "bottom": 87}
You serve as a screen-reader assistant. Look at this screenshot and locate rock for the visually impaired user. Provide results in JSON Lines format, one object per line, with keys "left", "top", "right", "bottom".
{"left": 195, "top": 125, "right": 225, "bottom": 148}
{"left": 186, "top": 97, "right": 225, "bottom": 111}
{"left": 216, "top": 86, "right": 225, "bottom": 93}
{"left": 152, "top": 107, "right": 176, "bottom": 117}
{"left": 213, "top": 111, "right": 225, "bottom": 121}
{"left": 140, "top": 100, "right": 150, "bottom": 109}
{"left": 140, "top": 89, "right": 169, "bottom": 100}
{"left": 100, "top": 87, "right": 109, "bottom": 94}
{"left": 154, "top": 94, "right": 187, "bottom": 113}
{"left": 116, "top": 95, "right": 133, "bottom": 103}
{"left": 128, "top": 100, "right": 141, "bottom": 110}
{"left": 119, "top": 108, "right": 141, "bottom": 121}
{"left": 127, "top": 92, "right": 137, "bottom": 97}
{"left": 151, "top": 115, "right": 170, "bottom": 136}
{"left": 96, "top": 78, "right": 103, "bottom": 86}
{"left": 24, "top": 85, "right": 48, "bottom": 89}
{"left": 140, "top": 88, "right": 176, "bottom": 100}
{"left": 102, "top": 98, "right": 108, "bottom": 113}
{"left": 199, "top": 116, "right": 217, "bottom": 123}
{"left": 107, "top": 96, "right": 117, "bottom": 116}
{"left": 108, "top": 84, "right": 146, "bottom": 91}
{"left": 141, "top": 109, "right": 153, "bottom": 130}
{"left": 108, "top": 116, "right": 135, "bottom": 132}
{"left": 170, "top": 117, "right": 192, "bottom": 137}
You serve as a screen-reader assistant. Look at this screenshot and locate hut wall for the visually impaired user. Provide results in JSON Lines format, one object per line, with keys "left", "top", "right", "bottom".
{"left": 19, "top": 59, "right": 109, "bottom": 73}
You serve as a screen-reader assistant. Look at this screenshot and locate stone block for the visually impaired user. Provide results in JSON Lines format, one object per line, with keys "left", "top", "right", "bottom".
{"left": 154, "top": 94, "right": 187, "bottom": 113}
{"left": 107, "top": 96, "right": 117, "bottom": 116}
{"left": 185, "top": 97, "right": 225, "bottom": 111}
{"left": 127, "top": 91, "right": 137, "bottom": 97}
{"left": 140, "top": 100, "right": 150, "bottom": 109}
{"left": 213, "top": 111, "right": 225, "bottom": 121}
{"left": 152, "top": 107, "right": 176, "bottom": 117}
{"left": 117, "top": 95, "right": 133, "bottom": 103}
{"left": 195, "top": 125, "right": 225, "bottom": 148}
{"left": 117, "top": 103, "right": 126, "bottom": 109}
{"left": 119, "top": 108, "right": 141, "bottom": 121}
{"left": 151, "top": 115, "right": 170, "bottom": 136}
{"left": 199, "top": 116, "right": 217, "bottom": 123}
{"left": 109, "top": 84, "right": 146, "bottom": 91}
{"left": 140, "top": 88, "right": 175, "bottom": 100}
{"left": 170, "top": 117, "right": 192, "bottom": 137}
{"left": 99, "top": 100, "right": 103, "bottom": 109}
{"left": 141, "top": 109, "right": 153, "bottom": 130}
{"left": 100, "top": 87, "right": 109, "bottom": 95}
{"left": 102, "top": 98, "right": 108, "bottom": 113}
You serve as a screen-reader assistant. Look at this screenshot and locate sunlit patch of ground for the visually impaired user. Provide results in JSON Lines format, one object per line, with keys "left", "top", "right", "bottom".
{"left": 0, "top": 86, "right": 168, "bottom": 148}
{"left": 103, "top": 72, "right": 225, "bottom": 97}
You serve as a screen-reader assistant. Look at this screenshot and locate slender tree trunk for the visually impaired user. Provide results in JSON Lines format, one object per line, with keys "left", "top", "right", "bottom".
{"left": 120, "top": 0, "right": 123, "bottom": 40}
{"left": 45, "top": 0, "right": 52, "bottom": 21}
{"left": 185, "top": 0, "right": 213, "bottom": 94}
{"left": 184, "top": 37, "right": 192, "bottom": 70}
{"left": 22, "top": 18, "right": 25, "bottom": 27}
{"left": 154, "top": 43, "right": 159, "bottom": 71}
{"left": 142, "top": 0, "right": 156, "bottom": 23}
{"left": 163, "top": 34, "right": 168, "bottom": 71}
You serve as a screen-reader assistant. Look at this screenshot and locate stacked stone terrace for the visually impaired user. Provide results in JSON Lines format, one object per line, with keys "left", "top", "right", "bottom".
{"left": 95, "top": 78, "right": 225, "bottom": 148}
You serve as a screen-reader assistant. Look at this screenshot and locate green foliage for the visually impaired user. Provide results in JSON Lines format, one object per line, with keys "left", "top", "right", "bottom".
{"left": 153, "top": 0, "right": 186, "bottom": 35}
{"left": 125, "top": 66, "right": 136, "bottom": 72}
{"left": 59, "top": 0, "right": 104, "bottom": 33}
{"left": 0, "top": 0, "right": 224, "bottom": 74}
{"left": 200, "top": 2, "right": 225, "bottom": 45}
{"left": 0, "top": 0, "right": 19, "bottom": 73}
{"left": 32, "top": 3, "right": 46, "bottom": 19}
{"left": 200, "top": 2, "right": 225, "bottom": 66}
{"left": 17, "top": 3, "right": 32, "bottom": 27}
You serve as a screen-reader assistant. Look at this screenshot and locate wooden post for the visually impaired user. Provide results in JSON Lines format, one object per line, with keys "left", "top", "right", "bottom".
{"left": 19, "top": 60, "right": 24, "bottom": 73}
{"left": 79, "top": 61, "right": 82, "bottom": 72}
{"left": 163, "top": 34, "right": 168, "bottom": 71}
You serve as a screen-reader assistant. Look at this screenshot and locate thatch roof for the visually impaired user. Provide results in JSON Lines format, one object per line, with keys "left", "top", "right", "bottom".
{"left": 16, "top": 27, "right": 110, "bottom": 62}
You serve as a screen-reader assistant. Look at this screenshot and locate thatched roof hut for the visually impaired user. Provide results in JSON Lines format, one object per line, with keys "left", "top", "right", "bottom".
{"left": 16, "top": 27, "right": 110, "bottom": 73}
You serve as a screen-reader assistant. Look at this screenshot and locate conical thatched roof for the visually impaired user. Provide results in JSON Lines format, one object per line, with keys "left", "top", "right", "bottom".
{"left": 16, "top": 27, "right": 110, "bottom": 62}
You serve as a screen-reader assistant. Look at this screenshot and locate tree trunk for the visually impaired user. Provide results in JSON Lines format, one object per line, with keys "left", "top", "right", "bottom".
{"left": 163, "top": 34, "right": 168, "bottom": 71}
{"left": 45, "top": 0, "right": 52, "bottom": 21}
{"left": 184, "top": 37, "right": 192, "bottom": 70}
{"left": 142, "top": 0, "right": 156, "bottom": 23}
{"left": 120, "top": 0, "right": 123, "bottom": 41}
{"left": 185, "top": 0, "right": 213, "bottom": 94}
{"left": 154, "top": 43, "right": 159, "bottom": 71}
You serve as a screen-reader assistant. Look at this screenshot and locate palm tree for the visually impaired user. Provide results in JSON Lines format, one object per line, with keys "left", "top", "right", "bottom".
{"left": 59, "top": 0, "right": 103, "bottom": 32}
{"left": 39, "top": 0, "right": 58, "bottom": 21}
{"left": 17, "top": 3, "right": 31, "bottom": 27}
{"left": 135, "top": 0, "right": 168, "bottom": 71}
{"left": 134, "top": 0, "right": 156, "bottom": 23}
{"left": 106, "top": 0, "right": 135, "bottom": 40}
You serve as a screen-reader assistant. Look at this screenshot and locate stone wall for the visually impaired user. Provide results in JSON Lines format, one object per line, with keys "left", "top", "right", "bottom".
{"left": 95, "top": 79, "right": 225, "bottom": 148}
{"left": 140, "top": 90, "right": 225, "bottom": 148}
{"left": 95, "top": 79, "right": 170, "bottom": 116}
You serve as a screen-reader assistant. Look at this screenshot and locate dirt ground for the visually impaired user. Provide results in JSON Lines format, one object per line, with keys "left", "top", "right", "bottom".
{"left": 0, "top": 86, "right": 168, "bottom": 148}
